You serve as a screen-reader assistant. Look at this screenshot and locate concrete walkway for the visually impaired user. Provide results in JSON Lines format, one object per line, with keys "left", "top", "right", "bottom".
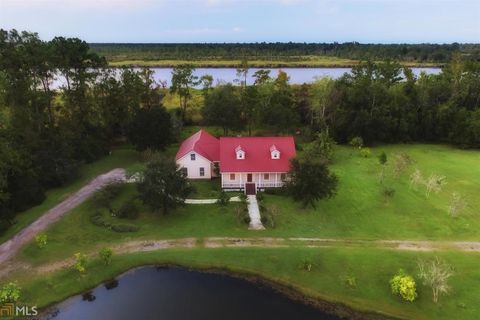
{"left": 185, "top": 196, "right": 241, "bottom": 204}
{"left": 0, "top": 169, "right": 126, "bottom": 265}
{"left": 247, "top": 195, "right": 265, "bottom": 230}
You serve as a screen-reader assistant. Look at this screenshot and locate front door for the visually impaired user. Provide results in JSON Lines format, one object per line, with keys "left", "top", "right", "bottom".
{"left": 247, "top": 173, "right": 253, "bottom": 182}
{"left": 245, "top": 182, "right": 256, "bottom": 195}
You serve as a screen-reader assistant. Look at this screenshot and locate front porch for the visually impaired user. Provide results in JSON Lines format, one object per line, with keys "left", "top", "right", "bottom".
{"left": 221, "top": 172, "right": 286, "bottom": 190}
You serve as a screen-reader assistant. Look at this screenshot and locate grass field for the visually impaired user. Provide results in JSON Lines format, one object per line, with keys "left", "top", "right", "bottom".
{"left": 107, "top": 56, "right": 441, "bottom": 68}
{"left": 3, "top": 142, "right": 480, "bottom": 319}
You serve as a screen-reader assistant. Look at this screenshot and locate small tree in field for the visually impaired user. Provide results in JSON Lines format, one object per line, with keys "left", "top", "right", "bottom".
{"left": 0, "top": 282, "right": 21, "bottom": 303}
{"left": 349, "top": 136, "right": 363, "bottom": 150}
{"left": 425, "top": 174, "right": 447, "bottom": 198}
{"left": 137, "top": 158, "right": 192, "bottom": 214}
{"left": 418, "top": 257, "right": 454, "bottom": 303}
{"left": 35, "top": 234, "right": 48, "bottom": 249}
{"left": 378, "top": 151, "right": 387, "bottom": 183}
{"left": 287, "top": 157, "right": 338, "bottom": 208}
{"left": 409, "top": 169, "right": 424, "bottom": 190}
{"left": 73, "top": 253, "right": 88, "bottom": 274}
{"left": 448, "top": 192, "right": 466, "bottom": 217}
{"left": 304, "top": 129, "right": 336, "bottom": 162}
{"left": 390, "top": 270, "right": 417, "bottom": 302}
{"left": 393, "top": 153, "right": 412, "bottom": 178}
{"left": 99, "top": 248, "right": 113, "bottom": 265}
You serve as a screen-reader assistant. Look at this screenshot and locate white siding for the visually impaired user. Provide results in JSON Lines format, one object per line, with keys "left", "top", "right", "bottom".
{"left": 221, "top": 172, "right": 285, "bottom": 188}
{"left": 177, "top": 152, "right": 212, "bottom": 179}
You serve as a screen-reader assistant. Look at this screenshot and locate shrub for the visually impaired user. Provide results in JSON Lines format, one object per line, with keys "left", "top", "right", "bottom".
{"left": 216, "top": 191, "right": 230, "bottom": 206}
{"left": 116, "top": 200, "right": 139, "bottom": 219}
{"left": 383, "top": 187, "right": 396, "bottom": 198}
{"left": 256, "top": 192, "right": 264, "bottom": 202}
{"left": 35, "top": 234, "right": 48, "bottom": 249}
{"left": 90, "top": 212, "right": 111, "bottom": 228}
{"left": 359, "top": 148, "right": 371, "bottom": 158}
{"left": 0, "top": 282, "right": 21, "bottom": 303}
{"left": 349, "top": 136, "right": 364, "bottom": 149}
{"left": 233, "top": 205, "right": 250, "bottom": 225}
{"left": 111, "top": 224, "right": 139, "bottom": 233}
{"left": 390, "top": 270, "right": 418, "bottom": 302}
{"left": 73, "top": 253, "right": 88, "bottom": 274}
{"left": 300, "top": 258, "right": 314, "bottom": 272}
{"left": 264, "top": 187, "right": 288, "bottom": 196}
{"left": 99, "top": 248, "right": 113, "bottom": 265}
{"left": 92, "top": 182, "right": 124, "bottom": 212}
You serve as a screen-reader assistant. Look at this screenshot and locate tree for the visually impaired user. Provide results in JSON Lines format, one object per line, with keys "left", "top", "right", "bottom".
{"left": 99, "top": 248, "right": 113, "bottom": 265}
{"left": 378, "top": 151, "right": 388, "bottom": 182}
{"left": 73, "top": 252, "right": 88, "bottom": 273}
{"left": 418, "top": 257, "right": 454, "bottom": 303}
{"left": 170, "top": 64, "right": 198, "bottom": 122}
{"left": 0, "top": 282, "right": 21, "bottom": 303}
{"left": 202, "top": 84, "right": 243, "bottom": 135}
{"left": 425, "top": 174, "right": 447, "bottom": 198}
{"left": 303, "top": 129, "right": 336, "bottom": 162}
{"left": 35, "top": 234, "right": 48, "bottom": 249}
{"left": 349, "top": 136, "right": 364, "bottom": 149}
{"left": 199, "top": 74, "right": 213, "bottom": 97}
{"left": 252, "top": 69, "right": 271, "bottom": 85}
{"left": 127, "top": 106, "right": 173, "bottom": 151}
{"left": 137, "top": 158, "right": 192, "bottom": 214}
{"left": 390, "top": 270, "right": 418, "bottom": 302}
{"left": 236, "top": 58, "right": 249, "bottom": 87}
{"left": 448, "top": 192, "right": 466, "bottom": 217}
{"left": 287, "top": 157, "right": 338, "bottom": 208}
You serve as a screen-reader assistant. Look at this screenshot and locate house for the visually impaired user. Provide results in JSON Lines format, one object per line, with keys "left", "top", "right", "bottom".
{"left": 176, "top": 129, "right": 296, "bottom": 194}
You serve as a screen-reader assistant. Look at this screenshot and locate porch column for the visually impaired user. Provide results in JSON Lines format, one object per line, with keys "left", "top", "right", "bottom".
{"left": 274, "top": 173, "right": 278, "bottom": 186}
{"left": 240, "top": 173, "right": 243, "bottom": 189}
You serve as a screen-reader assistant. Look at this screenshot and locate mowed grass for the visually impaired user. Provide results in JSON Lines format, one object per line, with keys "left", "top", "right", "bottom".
{"left": 17, "top": 144, "right": 480, "bottom": 266}
{"left": 261, "top": 144, "right": 480, "bottom": 240}
{"left": 13, "top": 247, "right": 480, "bottom": 320}
{"left": 0, "top": 146, "right": 140, "bottom": 245}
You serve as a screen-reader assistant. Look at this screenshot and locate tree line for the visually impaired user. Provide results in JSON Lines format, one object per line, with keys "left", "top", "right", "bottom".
{"left": 90, "top": 42, "right": 480, "bottom": 64}
{"left": 1, "top": 29, "right": 479, "bottom": 234}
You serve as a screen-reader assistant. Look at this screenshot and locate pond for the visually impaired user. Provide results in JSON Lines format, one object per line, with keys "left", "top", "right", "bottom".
{"left": 42, "top": 267, "right": 342, "bottom": 320}
{"left": 51, "top": 67, "right": 441, "bottom": 88}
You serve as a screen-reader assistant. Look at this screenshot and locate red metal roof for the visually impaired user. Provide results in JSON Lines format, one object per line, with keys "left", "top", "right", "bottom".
{"left": 219, "top": 137, "right": 296, "bottom": 173}
{"left": 175, "top": 129, "right": 220, "bottom": 161}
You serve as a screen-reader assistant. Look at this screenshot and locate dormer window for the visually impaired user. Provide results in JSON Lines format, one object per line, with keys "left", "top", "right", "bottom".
{"left": 190, "top": 153, "right": 196, "bottom": 161}
{"left": 235, "top": 145, "right": 245, "bottom": 160}
{"left": 270, "top": 145, "right": 280, "bottom": 160}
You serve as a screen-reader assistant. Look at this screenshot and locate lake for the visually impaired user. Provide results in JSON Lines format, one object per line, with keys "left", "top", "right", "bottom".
{"left": 41, "top": 267, "right": 342, "bottom": 320}
{"left": 52, "top": 67, "right": 441, "bottom": 88}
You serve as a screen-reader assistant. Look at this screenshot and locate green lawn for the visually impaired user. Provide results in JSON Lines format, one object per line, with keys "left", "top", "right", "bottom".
{"left": 13, "top": 247, "right": 480, "bottom": 320}
{"left": 0, "top": 146, "right": 140, "bottom": 245}
{"left": 4, "top": 142, "right": 480, "bottom": 320}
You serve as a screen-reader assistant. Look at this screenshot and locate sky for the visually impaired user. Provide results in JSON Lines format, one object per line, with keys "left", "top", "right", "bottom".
{"left": 0, "top": 0, "right": 479, "bottom": 43}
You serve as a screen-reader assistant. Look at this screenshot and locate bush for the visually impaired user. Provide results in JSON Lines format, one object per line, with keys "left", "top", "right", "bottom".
{"left": 99, "top": 248, "right": 113, "bottom": 265}
{"left": 349, "top": 136, "right": 364, "bottom": 149}
{"left": 111, "top": 224, "right": 139, "bottom": 233}
{"left": 0, "top": 282, "right": 21, "bottom": 303}
{"left": 73, "top": 253, "right": 88, "bottom": 274}
{"left": 90, "top": 212, "right": 111, "bottom": 228}
{"left": 92, "top": 182, "right": 124, "bottom": 212}
{"left": 264, "top": 187, "right": 288, "bottom": 196}
{"left": 359, "top": 148, "right": 371, "bottom": 158}
{"left": 35, "top": 234, "right": 48, "bottom": 249}
{"left": 390, "top": 270, "right": 418, "bottom": 302}
{"left": 256, "top": 192, "right": 264, "bottom": 202}
{"left": 116, "top": 200, "right": 139, "bottom": 219}
{"left": 216, "top": 191, "right": 230, "bottom": 206}
{"left": 300, "top": 258, "right": 314, "bottom": 272}
{"left": 383, "top": 187, "right": 396, "bottom": 198}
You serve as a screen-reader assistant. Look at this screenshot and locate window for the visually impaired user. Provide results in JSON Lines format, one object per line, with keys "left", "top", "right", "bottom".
{"left": 264, "top": 173, "right": 269, "bottom": 180}
{"left": 190, "top": 153, "right": 196, "bottom": 161}
{"left": 230, "top": 173, "right": 236, "bottom": 180}
{"left": 180, "top": 168, "right": 188, "bottom": 176}
{"left": 199, "top": 167, "right": 205, "bottom": 177}
{"left": 281, "top": 173, "right": 286, "bottom": 181}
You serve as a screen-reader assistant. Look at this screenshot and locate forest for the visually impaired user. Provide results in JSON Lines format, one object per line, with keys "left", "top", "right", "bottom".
{"left": 1, "top": 29, "right": 479, "bottom": 235}
{"left": 90, "top": 42, "right": 480, "bottom": 65}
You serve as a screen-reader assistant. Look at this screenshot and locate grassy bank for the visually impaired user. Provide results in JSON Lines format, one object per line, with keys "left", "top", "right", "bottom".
{"left": 107, "top": 56, "right": 442, "bottom": 68}
{"left": 14, "top": 247, "right": 480, "bottom": 320}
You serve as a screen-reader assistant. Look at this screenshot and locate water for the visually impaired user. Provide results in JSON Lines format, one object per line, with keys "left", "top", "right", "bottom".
{"left": 51, "top": 67, "right": 441, "bottom": 88}
{"left": 43, "top": 267, "right": 341, "bottom": 320}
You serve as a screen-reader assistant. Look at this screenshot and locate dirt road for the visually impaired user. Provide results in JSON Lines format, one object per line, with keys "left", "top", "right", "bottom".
{"left": 0, "top": 169, "right": 126, "bottom": 265}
